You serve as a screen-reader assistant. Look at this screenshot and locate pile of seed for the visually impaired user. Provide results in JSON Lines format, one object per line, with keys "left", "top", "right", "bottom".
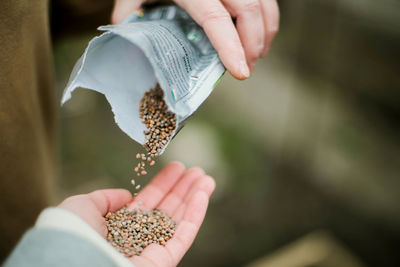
{"left": 133, "top": 85, "right": 177, "bottom": 179}
{"left": 105, "top": 207, "right": 176, "bottom": 257}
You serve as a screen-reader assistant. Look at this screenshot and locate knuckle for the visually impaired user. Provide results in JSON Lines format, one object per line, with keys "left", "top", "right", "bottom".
{"left": 243, "top": 0, "right": 261, "bottom": 13}
{"left": 247, "top": 48, "right": 261, "bottom": 61}
{"left": 268, "top": 25, "right": 279, "bottom": 36}
{"left": 188, "top": 166, "right": 205, "bottom": 175}
{"left": 201, "top": 6, "right": 231, "bottom": 26}
{"left": 246, "top": 47, "right": 260, "bottom": 61}
{"left": 225, "top": 38, "right": 243, "bottom": 52}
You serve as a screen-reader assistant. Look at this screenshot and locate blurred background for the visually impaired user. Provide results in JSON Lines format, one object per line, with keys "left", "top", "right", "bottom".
{"left": 51, "top": 0, "right": 400, "bottom": 266}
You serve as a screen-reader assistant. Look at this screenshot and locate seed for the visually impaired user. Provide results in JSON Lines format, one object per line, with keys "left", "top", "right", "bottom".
{"left": 149, "top": 160, "right": 155, "bottom": 166}
{"left": 136, "top": 153, "right": 141, "bottom": 159}
{"left": 105, "top": 207, "right": 176, "bottom": 257}
{"left": 134, "top": 167, "right": 139, "bottom": 172}
{"left": 130, "top": 179, "right": 135, "bottom": 186}
{"left": 136, "top": 185, "right": 141, "bottom": 190}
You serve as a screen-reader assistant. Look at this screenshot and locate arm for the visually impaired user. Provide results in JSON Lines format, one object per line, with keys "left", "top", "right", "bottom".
{"left": 4, "top": 162, "right": 215, "bottom": 267}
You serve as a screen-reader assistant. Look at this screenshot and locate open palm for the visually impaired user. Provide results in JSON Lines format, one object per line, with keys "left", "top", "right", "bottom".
{"left": 59, "top": 162, "right": 215, "bottom": 267}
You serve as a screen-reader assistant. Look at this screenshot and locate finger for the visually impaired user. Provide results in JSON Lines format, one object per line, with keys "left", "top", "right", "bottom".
{"left": 172, "top": 175, "right": 215, "bottom": 223}
{"left": 130, "top": 243, "right": 173, "bottom": 267}
{"left": 260, "top": 0, "right": 280, "bottom": 56}
{"left": 131, "top": 191, "right": 210, "bottom": 267}
{"left": 157, "top": 167, "right": 205, "bottom": 217}
{"left": 128, "top": 161, "right": 185, "bottom": 210}
{"left": 174, "top": 0, "right": 250, "bottom": 80}
{"left": 165, "top": 191, "right": 210, "bottom": 265}
{"left": 112, "top": 0, "right": 144, "bottom": 24}
{"left": 88, "top": 189, "right": 132, "bottom": 215}
{"left": 222, "top": 0, "right": 265, "bottom": 72}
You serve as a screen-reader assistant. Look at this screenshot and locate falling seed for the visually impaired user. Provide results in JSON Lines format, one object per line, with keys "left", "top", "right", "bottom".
{"left": 136, "top": 185, "right": 141, "bottom": 190}
{"left": 131, "top": 179, "right": 135, "bottom": 186}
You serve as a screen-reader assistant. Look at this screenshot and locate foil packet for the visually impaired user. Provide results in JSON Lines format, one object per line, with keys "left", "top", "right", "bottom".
{"left": 62, "top": 5, "right": 225, "bottom": 152}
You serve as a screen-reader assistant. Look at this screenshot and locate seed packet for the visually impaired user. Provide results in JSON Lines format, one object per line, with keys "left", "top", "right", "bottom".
{"left": 62, "top": 5, "right": 225, "bottom": 153}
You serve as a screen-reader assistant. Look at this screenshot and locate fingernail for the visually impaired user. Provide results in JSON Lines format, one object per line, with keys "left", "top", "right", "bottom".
{"left": 259, "top": 43, "right": 265, "bottom": 54}
{"left": 261, "top": 46, "right": 270, "bottom": 57}
{"left": 249, "top": 62, "right": 256, "bottom": 72}
{"left": 239, "top": 61, "right": 250, "bottom": 78}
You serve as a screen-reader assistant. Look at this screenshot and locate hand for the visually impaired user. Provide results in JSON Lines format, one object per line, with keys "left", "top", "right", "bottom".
{"left": 59, "top": 162, "right": 216, "bottom": 266}
{"left": 111, "top": 0, "right": 280, "bottom": 80}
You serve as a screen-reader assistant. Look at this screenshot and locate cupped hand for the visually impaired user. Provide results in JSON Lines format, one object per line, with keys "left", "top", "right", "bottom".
{"left": 58, "top": 162, "right": 216, "bottom": 267}
{"left": 111, "top": 0, "right": 280, "bottom": 80}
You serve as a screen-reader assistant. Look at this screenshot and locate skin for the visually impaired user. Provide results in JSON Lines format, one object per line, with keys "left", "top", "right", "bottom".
{"left": 59, "top": 162, "right": 216, "bottom": 267}
{"left": 111, "top": 0, "right": 280, "bottom": 80}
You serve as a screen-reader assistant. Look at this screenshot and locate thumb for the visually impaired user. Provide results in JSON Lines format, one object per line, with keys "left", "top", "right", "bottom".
{"left": 112, "top": 0, "right": 145, "bottom": 24}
